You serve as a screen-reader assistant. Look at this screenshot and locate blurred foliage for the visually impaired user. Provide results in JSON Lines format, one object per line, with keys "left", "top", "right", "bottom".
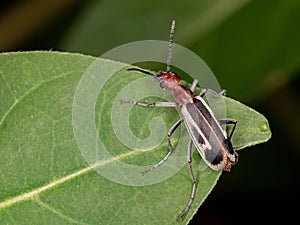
{"left": 1, "top": 0, "right": 299, "bottom": 101}
{"left": 58, "top": 0, "right": 300, "bottom": 102}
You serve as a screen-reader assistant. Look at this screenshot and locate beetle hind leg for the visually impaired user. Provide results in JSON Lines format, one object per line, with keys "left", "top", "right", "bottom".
{"left": 178, "top": 139, "right": 197, "bottom": 221}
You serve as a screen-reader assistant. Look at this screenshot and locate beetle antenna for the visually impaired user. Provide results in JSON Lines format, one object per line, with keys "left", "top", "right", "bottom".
{"left": 127, "top": 68, "right": 155, "bottom": 76}
{"left": 167, "top": 20, "right": 176, "bottom": 72}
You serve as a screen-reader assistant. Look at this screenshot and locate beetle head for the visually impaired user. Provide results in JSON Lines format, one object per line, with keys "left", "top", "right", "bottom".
{"left": 155, "top": 71, "right": 181, "bottom": 90}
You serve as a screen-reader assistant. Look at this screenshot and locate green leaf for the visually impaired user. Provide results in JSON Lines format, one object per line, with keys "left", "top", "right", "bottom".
{"left": 0, "top": 51, "right": 271, "bottom": 224}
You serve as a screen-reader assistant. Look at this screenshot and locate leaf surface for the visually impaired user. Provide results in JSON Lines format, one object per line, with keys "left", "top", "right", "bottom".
{"left": 0, "top": 52, "right": 271, "bottom": 224}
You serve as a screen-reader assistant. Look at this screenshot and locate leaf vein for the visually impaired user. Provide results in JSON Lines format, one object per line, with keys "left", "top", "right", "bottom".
{"left": 35, "top": 198, "right": 87, "bottom": 225}
{"left": 0, "top": 149, "right": 149, "bottom": 209}
{"left": 0, "top": 71, "right": 76, "bottom": 127}
{"left": 0, "top": 70, "right": 17, "bottom": 100}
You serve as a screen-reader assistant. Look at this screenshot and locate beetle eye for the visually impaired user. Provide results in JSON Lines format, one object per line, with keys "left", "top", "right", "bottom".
{"left": 160, "top": 81, "right": 166, "bottom": 88}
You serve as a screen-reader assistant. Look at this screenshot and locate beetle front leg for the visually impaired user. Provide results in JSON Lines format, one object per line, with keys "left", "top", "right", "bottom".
{"left": 190, "top": 79, "right": 198, "bottom": 92}
{"left": 121, "top": 100, "right": 178, "bottom": 107}
{"left": 199, "top": 88, "right": 227, "bottom": 98}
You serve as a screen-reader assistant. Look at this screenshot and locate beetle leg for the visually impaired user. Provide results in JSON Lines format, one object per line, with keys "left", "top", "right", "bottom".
{"left": 121, "top": 100, "right": 177, "bottom": 107}
{"left": 199, "top": 88, "right": 227, "bottom": 98}
{"left": 190, "top": 79, "right": 198, "bottom": 92}
{"left": 142, "top": 118, "right": 183, "bottom": 175}
{"left": 218, "top": 119, "right": 237, "bottom": 140}
{"left": 178, "top": 139, "right": 197, "bottom": 221}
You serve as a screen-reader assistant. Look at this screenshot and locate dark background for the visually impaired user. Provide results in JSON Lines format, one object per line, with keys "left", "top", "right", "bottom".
{"left": 1, "top": 0, "right": 299, "bottom": 224}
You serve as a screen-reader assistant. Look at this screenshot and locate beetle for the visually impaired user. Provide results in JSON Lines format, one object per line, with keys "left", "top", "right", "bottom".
{"left": 123, "top": 20, "right": 238, "bottom": 221}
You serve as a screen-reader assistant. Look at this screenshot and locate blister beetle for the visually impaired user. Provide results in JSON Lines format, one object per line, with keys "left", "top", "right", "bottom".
{"left": 123, "top": 20, "right": 238, "bottom": 221}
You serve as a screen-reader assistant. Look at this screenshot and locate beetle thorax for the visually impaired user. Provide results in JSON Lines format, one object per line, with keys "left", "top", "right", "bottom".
{"left": 173, "top": 85, "right": 194, "bottom": 105}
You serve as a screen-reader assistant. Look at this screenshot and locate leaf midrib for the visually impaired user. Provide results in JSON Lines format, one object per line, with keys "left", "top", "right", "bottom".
{"left": 0, "top": 148, "right": 148, "bottom": 209}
